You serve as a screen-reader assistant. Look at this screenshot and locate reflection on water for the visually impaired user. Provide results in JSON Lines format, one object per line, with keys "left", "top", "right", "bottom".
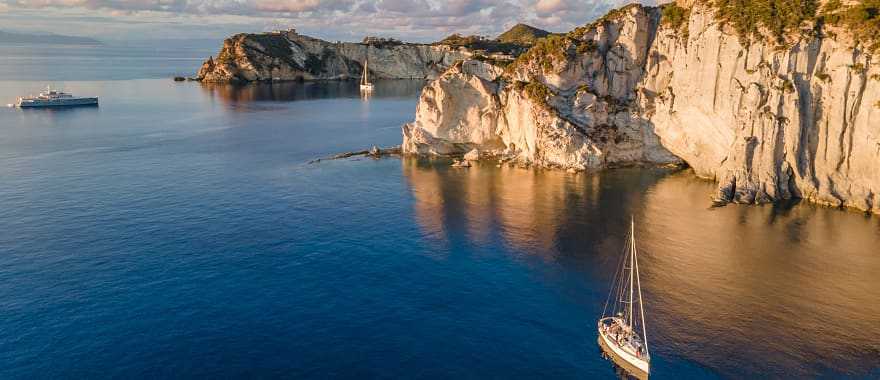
{"left": 402, "top": 158, "right": 880, "bottom": 378}
{"left": 200, "top": 79, "right": 427, "bottom": 104}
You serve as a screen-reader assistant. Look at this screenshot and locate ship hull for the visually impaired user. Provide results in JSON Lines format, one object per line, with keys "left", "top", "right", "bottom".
{"left": 17, "top": 97, "right": 98, "bottom": 108}
{"left": 598, "top": 320, "right": 649, "bottom": 379}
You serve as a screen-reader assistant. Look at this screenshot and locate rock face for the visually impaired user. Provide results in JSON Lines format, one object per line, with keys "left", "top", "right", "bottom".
{"left": 643, "top": 2, "right": 880, "bottom": 213}
{"left": 403, "top": 6, "right": 682, "bottom": 171}
{"left": 197, "top": 29, "right": 467, "bottom": 82}
{"left": 403, "top": 2, "right": 880, "bottom": 213}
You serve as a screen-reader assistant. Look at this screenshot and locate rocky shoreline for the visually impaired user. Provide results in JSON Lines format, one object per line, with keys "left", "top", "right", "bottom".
{"left": 196, "top": 29, "right": 468, "bottom": 82}
{"left": 401, "top": 1, "right": 880, "bottom": 214}
{"left": 308, "top": 146, "right": 402, "bottom": 164}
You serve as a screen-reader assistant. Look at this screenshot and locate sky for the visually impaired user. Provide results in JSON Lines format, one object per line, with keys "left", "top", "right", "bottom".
{"left": 0, "top": 0, "right": 659, "bottom": 43}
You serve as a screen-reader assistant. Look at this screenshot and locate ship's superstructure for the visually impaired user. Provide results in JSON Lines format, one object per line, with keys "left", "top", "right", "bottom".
{"left": 16, "top": 86, "right": 98, "bottom": 108}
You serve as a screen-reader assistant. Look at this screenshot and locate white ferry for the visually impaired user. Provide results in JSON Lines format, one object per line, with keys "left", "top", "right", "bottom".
{"left": 15, "top": 86, "right": 98, "bottom": 108}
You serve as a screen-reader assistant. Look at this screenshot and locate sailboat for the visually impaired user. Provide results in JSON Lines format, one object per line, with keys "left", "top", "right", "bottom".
{"left": 360, "top": 54, "right": 374, "bottom": 92}
{"left": 597, "top": 218, "right": 650, "bottom": 379}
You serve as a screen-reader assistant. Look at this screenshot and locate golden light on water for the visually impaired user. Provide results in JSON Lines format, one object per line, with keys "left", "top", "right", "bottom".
{"left": 403, "top": 161, "right": 880, "bottom": 377}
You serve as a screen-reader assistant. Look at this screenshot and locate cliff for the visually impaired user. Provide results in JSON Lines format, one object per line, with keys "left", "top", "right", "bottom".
{"left": 403, "top": 1, "right": 880, "bottom": 214}
{"left": 197, "top": 29, "right": 468, "bottom": 82}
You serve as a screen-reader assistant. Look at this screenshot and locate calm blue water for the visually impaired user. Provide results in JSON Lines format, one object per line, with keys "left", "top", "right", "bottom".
{"left": 1, "top": 45, "right": 879, "bottom": 379}
{"left": 0, "top": 42, "right": 216, "bottom": 81}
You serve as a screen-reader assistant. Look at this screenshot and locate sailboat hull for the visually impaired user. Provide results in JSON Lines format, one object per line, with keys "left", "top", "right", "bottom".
{"left": 360, "top": 84, "right": 374, "bottom": 91}
{"left": 598, "top": 320, "right": 650, "bottom": 379}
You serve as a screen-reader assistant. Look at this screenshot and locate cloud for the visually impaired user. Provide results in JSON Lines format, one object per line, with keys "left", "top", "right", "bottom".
{"left": 2, "top": 0, "right": 357, "bottom": 15}
{"left": 534, "top": 0, "right": 568, "bottom": 15}
{"left": 0, "top": 0, "right": 653, "bottom": 42}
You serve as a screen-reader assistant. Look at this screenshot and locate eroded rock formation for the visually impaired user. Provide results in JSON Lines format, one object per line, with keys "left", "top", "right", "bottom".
{"left": 403, "top": 2, "right": 880, "bottom": 213}
{"left": 402, "top": 8, "right": 683, "bottom": 171}
{"left": 197, "top": 29, "right": 467, "bottom": 82}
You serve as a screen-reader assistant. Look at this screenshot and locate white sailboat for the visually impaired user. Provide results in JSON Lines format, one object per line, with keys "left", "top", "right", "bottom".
{"left": 360, "top": 54, "right": 374, "bottom": 92}
{"left": 597, "top": 218, "right": 650, "bottom": 379}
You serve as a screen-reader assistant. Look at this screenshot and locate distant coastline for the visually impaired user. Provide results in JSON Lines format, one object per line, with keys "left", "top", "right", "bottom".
{"left": 0, "top": 30, "right": 101, "bottom": 45}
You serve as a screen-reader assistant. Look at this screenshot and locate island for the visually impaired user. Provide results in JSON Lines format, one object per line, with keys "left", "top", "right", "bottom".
{"left": 195, "top": 25, "right": 551, "bottom": 82}
{"left": 0, "top": 30, "right": 101, "bottom": 45}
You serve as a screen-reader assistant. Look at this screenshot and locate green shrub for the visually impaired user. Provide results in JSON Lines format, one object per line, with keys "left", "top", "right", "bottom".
{"left": 661, "top": 2, "right": 692, "bottom": 39}
{"left": 507, "top": 34, "right": 574, "bottom": 73}
{"left": 434, "top": 33, "right": 525, "bottom": 55}
{"left": 471, "top": 54, "right": 512, "bottom": 68}
{"left": 576, "top": 39, "right": 598, "bottom": 54}
{"left": 815, "top": 72, "right": 831, "bottom": 82}
{"left": 523, "top": 81, "right": 555, "bottom": 108}
{"left": 820, "top": 0, "right": 880, "bottom": 51}
{"left": 712, "top": 0, "right": 819, "bottom": 45}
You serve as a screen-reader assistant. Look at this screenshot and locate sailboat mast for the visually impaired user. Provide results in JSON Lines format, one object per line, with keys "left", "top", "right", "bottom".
{"left": 634, "top": 236, "right": 649, "bottom": 355}
{"left": 628, "top": 218, "right": 635, "bottom": 326}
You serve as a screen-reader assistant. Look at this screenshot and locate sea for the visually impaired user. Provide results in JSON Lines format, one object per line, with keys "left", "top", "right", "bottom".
{"left": 1, "top": 42, "right": 878, "bottom": 379}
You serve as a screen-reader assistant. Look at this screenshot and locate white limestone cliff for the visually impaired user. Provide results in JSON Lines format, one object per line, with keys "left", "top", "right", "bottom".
{"left": 643, "top": 2, "right": 879, "bottom": 212}
{"left": 197, "top": 30, "right": 467, "bottom": 82}
{"left": 402, "top": 5, "right": 682, "bottom": 171}
{"left": 403, "top": 2, "right": 880, "bottom": 213}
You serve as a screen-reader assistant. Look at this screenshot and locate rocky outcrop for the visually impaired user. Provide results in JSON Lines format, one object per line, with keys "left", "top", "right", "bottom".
{"left": 403, "top": 6, "right": 682, "bottom": 171}
{"left": 642, "top": 1, "right": 880, "bottom": 213}
{"left": 403, "top": 1, "right": 880, "bottom": 213}
{"left": 197, "top": 29, "right": 467, "bottom": 82}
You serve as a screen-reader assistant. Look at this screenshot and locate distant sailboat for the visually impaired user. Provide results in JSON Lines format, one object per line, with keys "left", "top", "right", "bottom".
{"left": 360, "top": 52, "right": 374, "bottom": 92}
{"left": 598, "top": 217, "right": 650, "bottom": 379}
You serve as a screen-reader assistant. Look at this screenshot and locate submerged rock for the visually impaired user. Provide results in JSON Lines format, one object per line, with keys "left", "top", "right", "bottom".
{"left": 309, "top": 145, "right": 401, "bottom": 164}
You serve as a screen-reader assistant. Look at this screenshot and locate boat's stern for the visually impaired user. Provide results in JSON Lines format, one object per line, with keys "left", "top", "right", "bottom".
{"left": 597, "top": 318, "right": 650, "bottom": 379}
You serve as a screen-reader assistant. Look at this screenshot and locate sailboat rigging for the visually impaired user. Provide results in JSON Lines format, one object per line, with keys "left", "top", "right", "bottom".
{"left": 597, "top": 217, "right": 650, "bottom": 379}
{"left": 360, "top": 48, "right": 374, "bottom": 92}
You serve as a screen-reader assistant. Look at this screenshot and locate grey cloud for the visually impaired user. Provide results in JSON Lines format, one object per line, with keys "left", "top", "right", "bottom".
{"left": 1, "top": 0, "right": 652, "bottom": 42}
{"left": 2, "top": 0, "right": 356, "bottom": 15}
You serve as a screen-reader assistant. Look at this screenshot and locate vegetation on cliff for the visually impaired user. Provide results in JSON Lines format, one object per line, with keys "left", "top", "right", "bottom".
{"left": 505, "top": 4, "right": 641, "bottom": 75}
{"left": 496, "top": 24, "right": 553, "bottom": 45}
{"left": 820, "top": 0, "right": 880, "bottom": 51}
{"left": 435, "top": 24, "right": 551, "bottom": 56}
{"left": 711, "top": 0, "right": 880, "bottom": 50}
{"left": 434, "top": 34, "right": 526, "bottom": 55}
{"left": 712, "top": 0, "right": 818, "bottom": 44}
{"left": 661, "top": 2, "right": 691, "bottom": 39}
{"left": 506, "top": 34, "right": 576, "bottom": 73}
{"left": 512, "top": 80, "right": 556, "bottom": 109}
